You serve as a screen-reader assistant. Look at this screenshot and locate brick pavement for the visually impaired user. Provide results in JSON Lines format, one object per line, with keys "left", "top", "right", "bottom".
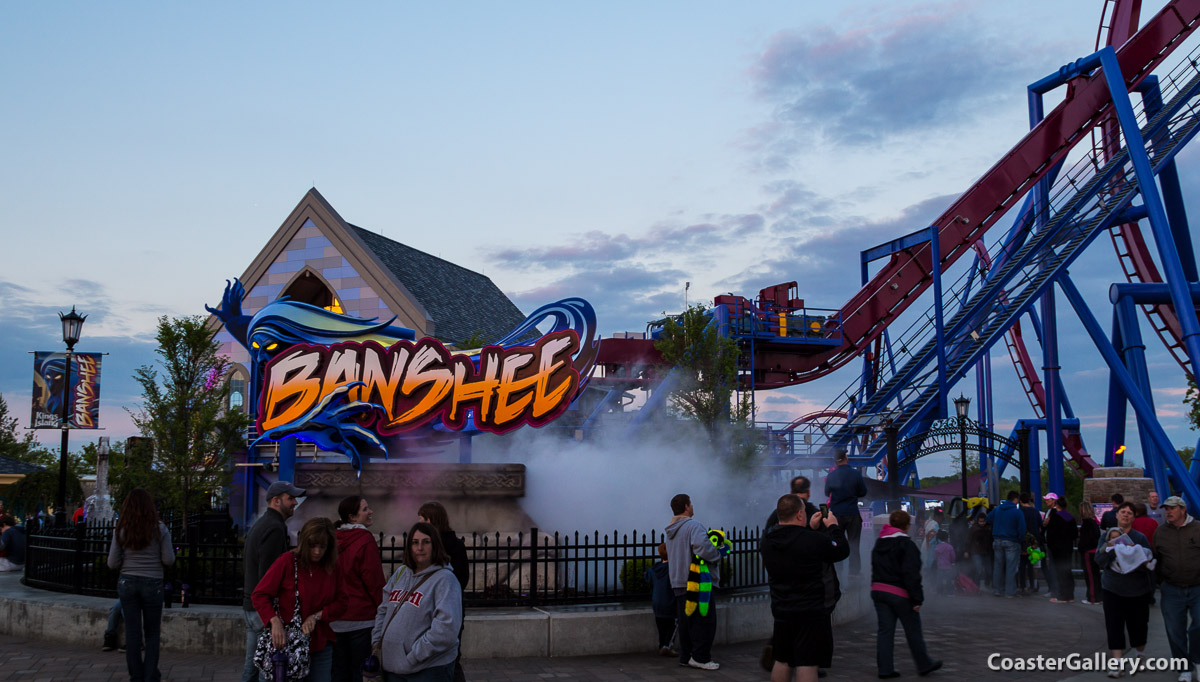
{"left": 0, "top": 588, "right": 1189, "bottom": 681}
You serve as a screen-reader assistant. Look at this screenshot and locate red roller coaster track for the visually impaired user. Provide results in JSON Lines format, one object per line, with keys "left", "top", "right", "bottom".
{"left": 748, "top": 0, "right": 1200, "bottom": 389}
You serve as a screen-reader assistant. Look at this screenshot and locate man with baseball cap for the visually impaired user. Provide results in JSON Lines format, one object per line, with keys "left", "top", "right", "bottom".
{"left": 1153, "top": 495, "right": 1200, "bottom": 682}
{"left": 241, "top": 481, "right": 306, "bottom": 682}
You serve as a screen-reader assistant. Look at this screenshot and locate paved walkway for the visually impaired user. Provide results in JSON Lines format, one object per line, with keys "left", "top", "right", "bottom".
{"left": 0, "top": 587, "right": 1190, "bottom": 680}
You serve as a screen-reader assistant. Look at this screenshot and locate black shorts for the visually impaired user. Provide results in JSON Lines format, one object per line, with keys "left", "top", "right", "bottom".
{"left": 772, "top": 613, "right": 833, "bottom": 668}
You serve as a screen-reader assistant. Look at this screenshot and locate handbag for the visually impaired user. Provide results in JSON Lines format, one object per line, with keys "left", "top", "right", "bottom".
{"left": 253, "top": 554, "right": 312, "bottom": 681}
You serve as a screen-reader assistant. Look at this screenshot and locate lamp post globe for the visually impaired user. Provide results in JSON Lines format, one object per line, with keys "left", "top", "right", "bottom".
{"left": 56, "top": 307, "right": 86, "bottom": 526}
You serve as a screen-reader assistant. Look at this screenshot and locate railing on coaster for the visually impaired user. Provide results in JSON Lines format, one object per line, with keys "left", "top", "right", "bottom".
{"left": 24, "top": 523, "right": 768, "bottom": 608}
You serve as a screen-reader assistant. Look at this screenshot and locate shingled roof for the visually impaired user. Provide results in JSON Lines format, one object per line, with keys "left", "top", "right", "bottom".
{"left": 0, "top": 455, "right": 44, "bottom": 476}
{"left": 347, "top": 224, "right": 528, "bottom": 346}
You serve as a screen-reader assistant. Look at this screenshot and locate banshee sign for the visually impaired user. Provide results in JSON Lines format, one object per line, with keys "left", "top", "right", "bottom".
{"left": 31, "top": 352, "right": 103, "bottom": 429}
{"left": 207, "top": 278, "right": 597, "bottom": 471}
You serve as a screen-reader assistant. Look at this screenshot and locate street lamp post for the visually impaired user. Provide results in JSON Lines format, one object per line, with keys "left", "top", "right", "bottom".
{"left": 954, "top": 393, "right": 971, "bottom": 501}
{"left": 56, "top": 307, "right": 86, "bottom": 526}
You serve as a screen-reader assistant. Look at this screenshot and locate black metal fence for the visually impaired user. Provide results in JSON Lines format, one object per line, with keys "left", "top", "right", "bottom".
{"left": 25, "top": 524, "right": 768, "bottom": 607}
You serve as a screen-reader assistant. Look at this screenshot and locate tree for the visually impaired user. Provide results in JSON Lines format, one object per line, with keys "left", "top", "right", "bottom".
{"left": 652, "top": 305, "right": 760, "bottom": 467}
{"left": 128, "top": 316, "right": 250, "bottom": 525}
{"left": 653, "top": 305, "right": 742, "bottom": 436}
{"left": 1186, "top": 377, "right": 1200, "bottom": 431}
{"left": 0, "top": 393, "right": 55, "bottom": 467}
{"left": 5, "top": 469, "right": 82, "bottom": 518}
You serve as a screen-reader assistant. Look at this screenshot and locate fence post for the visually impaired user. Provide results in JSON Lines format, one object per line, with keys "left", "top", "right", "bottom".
{"left": 73, "top": 522, "right": 85, "bottom": 593}
{"left": 528, "top": 527, "right": 538, "bottom": 607}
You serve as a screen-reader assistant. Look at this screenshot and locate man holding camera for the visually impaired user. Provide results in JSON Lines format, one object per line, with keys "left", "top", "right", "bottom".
{"left": 761, "top": 494, "right": 850, "bottom": 682}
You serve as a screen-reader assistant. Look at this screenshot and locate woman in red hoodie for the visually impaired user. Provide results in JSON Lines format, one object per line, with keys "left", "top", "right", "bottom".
{"left": 254, "top": 517, "right": 346, "bottom": 682}
{"left": 331, "top": 496, "right": 386, "bottom": 682}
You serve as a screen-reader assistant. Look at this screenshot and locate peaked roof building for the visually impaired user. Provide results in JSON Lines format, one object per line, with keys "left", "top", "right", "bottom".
{"left": 211, "top": 188, "right": 528, "bottom": 397}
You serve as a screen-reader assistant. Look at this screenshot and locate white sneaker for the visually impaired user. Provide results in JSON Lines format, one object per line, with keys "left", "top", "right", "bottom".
{"left": 1178, "top": 671, "right": 1192, "bottom": 682}
{"left": 688, "top": 658, "right": 720, "bottom": 671}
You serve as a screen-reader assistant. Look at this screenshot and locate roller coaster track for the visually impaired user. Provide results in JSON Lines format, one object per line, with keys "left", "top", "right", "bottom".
{"left": 1099, "top": 0, "right": 1198, "bottom": 380}
{"left": 751, "top": 0, "right": 1200, "bottom": 388}
{"left": 820, "top": 40, "right": 1200, "bottom": 464}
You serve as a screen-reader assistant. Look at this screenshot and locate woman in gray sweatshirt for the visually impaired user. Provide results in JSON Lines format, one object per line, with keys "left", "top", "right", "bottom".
{"left": 371, "top": 521, "right": 462, "bottom": 681}
{"left": 107, "top": 488, "right": 175, "bottom": 682}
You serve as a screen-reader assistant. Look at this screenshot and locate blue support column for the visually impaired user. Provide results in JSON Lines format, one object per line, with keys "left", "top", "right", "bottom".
{"left": 1028, "top": 424, "right": 1042, "bottom": 508}
{"left": 277, "top": 439, "right": 297, "bottom": 484}
{"left": 1043, "top": 282, "right": 1064, "bottom": 497}
{"left": 1115, "top": 296, "right": 1169, "bottom": 493}
{"left": 1099, "top": 48, "right": 1200, "bottom": 376}
{"left": 1137, "top": 76, "right": 1198, "bottom": 282}
{"left": 932, "top": 224, "right": 948, "bottom": 418}
{"left": 1104, "top": 306, "right": 1129, "bottom": 467}
{"left": 1060, "top": 275, "right": 1200, "bottom": 509}
{"left": 459, "top": 435, "right": 473, "bottom": 464}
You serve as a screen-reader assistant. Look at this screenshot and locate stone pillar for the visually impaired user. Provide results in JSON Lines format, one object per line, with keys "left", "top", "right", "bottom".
{"left": 87, "top": 437, "right": 114, "bottom": 523}
{"left": 1083, "top": 467, "right": 1156, "bottom": 505}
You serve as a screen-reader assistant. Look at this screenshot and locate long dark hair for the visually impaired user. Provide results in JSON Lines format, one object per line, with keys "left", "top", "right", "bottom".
{"left": 335, "top": 495, "right": 365, "bottom": 529}
{"left": 295, "top": 517, "right": 338, "bottom": 573}
{"left": 404, "top": 521, "right": 449, "bottom": 570}
{"left": 115, "top": 488, "right": 160, "bottom": 550}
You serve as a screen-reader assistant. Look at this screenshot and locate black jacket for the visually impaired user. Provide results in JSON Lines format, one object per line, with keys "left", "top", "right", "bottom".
{"left": 440, "top": 529, "right": 470, "bottom": 589}
{"left": 1078, "top": 518, "right": 1101, "bottom": 556}
{"left": 760, "top": 524, "right": 849, "bottom": 617}
{"left": 871, "top": 530, "right": 925, "bottom": 605}
{"left": 1020, "top": 506, "right": 1044, "bottom": 545}
{"left": 1045, "top": 510, "right": 1078, "bottom": 556}
{"left": 242, "top": 508, "right": 289, "bottom": 610}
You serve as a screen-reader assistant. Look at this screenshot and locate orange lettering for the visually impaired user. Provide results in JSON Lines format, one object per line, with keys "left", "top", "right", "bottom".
{"left": 261, "top": 349, "right": 323, "bottom": 430}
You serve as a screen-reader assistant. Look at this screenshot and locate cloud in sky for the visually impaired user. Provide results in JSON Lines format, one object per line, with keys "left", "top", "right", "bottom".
{"left": 744, "top": 3, "right": 1045, "bottom": 166}
{"left": 491, "top": 212, "right": 765, "bottom": 272}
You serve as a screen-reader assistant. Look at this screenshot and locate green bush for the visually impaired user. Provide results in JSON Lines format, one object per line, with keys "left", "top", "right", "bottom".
{"left": 620, "top": 558, "right": 654, "bottom": 594}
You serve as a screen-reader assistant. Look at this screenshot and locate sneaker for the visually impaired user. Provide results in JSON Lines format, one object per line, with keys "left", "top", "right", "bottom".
{"left": 688, "top": 658, "right": 720, "bottom": 671}
{"left": 1082, "top": 600, "right": 1095, "bottom": 605}
{"left": 118, "top": 643, "right": 126, "bottom": 653}
{"left": 659, "top": 646, "right": 673, "bottom": 656}
{"left": 101, "top": 634, "right": 117, "bottom": 652}
{"left": 1108, "top": 670, "right": 1124, "bottom": 679}
{"left": 1178, "top": 671, "right": 1192, "bottom": 682}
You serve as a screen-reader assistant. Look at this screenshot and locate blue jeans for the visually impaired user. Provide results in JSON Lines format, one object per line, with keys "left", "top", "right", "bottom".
{"left": 304, "top": 646, "right": 333, "bottom": 682}
{"left": 873, "top": 591, "right": 935, "bottom": 676}
{"left": 1161, "top": 583, "right": 1200, "bottom": 665}
{"left": 992, "top": 539, "right": 1020, "bottom": 597}
{"left": 118, "top": 575, "right": 164, "bottom": 682}
{"left": 383, "top": 662, "right": 454, "bottom": 682}
{"left": 971, "top": 554, "right": 990, "bottom": 588}
{"left": 242, "top": 609, "right": 264, "bottom": 682}
{"left": 105, "top": 599, "right": 123, "bottom": 638}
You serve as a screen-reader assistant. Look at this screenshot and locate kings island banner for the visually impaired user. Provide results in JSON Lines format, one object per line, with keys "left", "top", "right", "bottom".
{"left": 31, "top": 352, "right": 103, "bottom": 429}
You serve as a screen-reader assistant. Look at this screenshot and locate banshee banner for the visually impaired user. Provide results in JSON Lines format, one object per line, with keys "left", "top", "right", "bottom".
{"left": 31, "top": 352, "right": 103, "bottom": 429}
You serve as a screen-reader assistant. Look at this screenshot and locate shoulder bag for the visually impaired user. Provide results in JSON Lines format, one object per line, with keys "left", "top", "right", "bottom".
{"left": 253, "top": 554, "right": 312, "bottom": 681}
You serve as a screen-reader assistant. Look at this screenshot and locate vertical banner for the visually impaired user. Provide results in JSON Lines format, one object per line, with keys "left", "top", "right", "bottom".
{"left": 31, "top": 352, "right": 103, "bottom": 429}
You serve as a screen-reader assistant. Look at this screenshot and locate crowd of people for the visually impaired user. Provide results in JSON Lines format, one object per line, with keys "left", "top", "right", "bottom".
{"left": 239, "top": 481, "right": 468, "bottom": 682}
{"left": 654, "top": 466, "right": 1200, "bottom": 682}
{"left": 74, "top": 480, "right": 467, "bottom": 682}
{"left": 7, "top": 462, "right": 1200, "bottom": 681}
